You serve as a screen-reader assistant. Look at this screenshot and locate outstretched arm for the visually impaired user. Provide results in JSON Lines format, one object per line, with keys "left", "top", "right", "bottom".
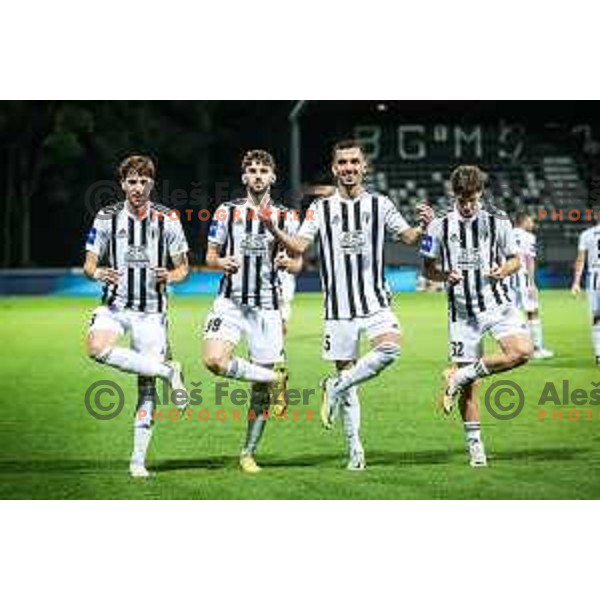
{"left": 572, "top": 250, "right": 586, "bottom": 294}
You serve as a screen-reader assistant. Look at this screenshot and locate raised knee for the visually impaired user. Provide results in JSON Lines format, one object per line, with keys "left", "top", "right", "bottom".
{"left": 508, "top": 344, "right": 532, "bottom": 366}
{"left": 203, "top": 353, "right": 228, "bottom": 375}
{"left": 87, "top": 340, "right": 112, "bottom": 362}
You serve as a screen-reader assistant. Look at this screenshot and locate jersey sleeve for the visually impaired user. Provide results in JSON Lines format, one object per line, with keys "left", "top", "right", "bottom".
{"left": 528, "top": 233, "right": 537, "bottom": 258}
{"left": 166, "top": 218, "right": 190, "bottom": 258}
{"left": 578, "top": 230, "right": 589, "bottom": 253}
{"left": 382, "top": 196, "right": 411, "bottom": 238}
{"left": 208, "top": 204, "right": 230, "bottom": 247}
{"left": 85, "top": 213, "right": 111, "bottom": 258}
{"left": 498, "top": 218, "right": 518, "bottom": 257}
{"left": 285, "top": 209, "right": 301, "bottom": 237}
{"left": 298, "top": 200, "right": 320, "bottom": 242}
{"left": 420, "top": 218, "right": 443, "bottom": 260}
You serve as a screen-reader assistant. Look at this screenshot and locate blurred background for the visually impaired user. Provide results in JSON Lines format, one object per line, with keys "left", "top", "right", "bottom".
{"left": 1, "top": 100, "right": 599, "bottom": 295}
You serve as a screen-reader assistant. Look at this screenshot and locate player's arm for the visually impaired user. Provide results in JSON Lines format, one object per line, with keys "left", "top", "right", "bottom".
{"left": 489, "top": 255, "right": 521, "bottom": 280}
{"left": 83, "top": 217, "right": 119, "bottom": 284}
{"left": 205, "top": 242, "right": 240, "bottom": 273}
{"left": 572, "top": 249, "right": 586, "bottom": 294}
{"left": 389, "top": 201, "right": 434, "bottom": 246}
{"left": 83, "top": 251, "right": 120, "bottom": 284}
{"left": 154, "top": 252, "right": 189, "bottom": 284}
{"left": 423, "top": 257, "right": 446, "bottom": 282}
{"left": 155, "top": 220, "right": 191, "bottom": 284}
{"left": 489, "top": 219, "right": 521, "bottom": 279}
{"left": 259, "top": 197, "right": 314, "bottom": 255}
{"left": 264, "top": 222, "right": 311, "bottom": 255}
{"left": 275, "top": 249, "right": 303, "bottom": 274}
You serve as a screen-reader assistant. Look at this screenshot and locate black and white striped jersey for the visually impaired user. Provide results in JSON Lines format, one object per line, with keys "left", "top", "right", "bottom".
{"left": 85, "top": 201, "right": 189, "bottom": 313}
{"left": 421, "top": 208, "right": 517, "bottom": 321}
{"left": 510, "top": 227, "right": 537, "bottom": 290}
{"left": 208, "top": 199, "right": 300, "bottom": 309}
{"left": 578, "top": 224, "right": 600, "bottom": 291}
{"left": 297, "top": 190, "right": 410, "bottom": 320}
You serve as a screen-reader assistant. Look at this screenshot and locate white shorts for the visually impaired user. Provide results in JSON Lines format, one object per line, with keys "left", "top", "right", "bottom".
{"left": 279, "top": 273, "right": 296, "bottom": 323}
{"left": 202, "top": 297, "right": 284, "bottom": 364}
{"left": 280, "top": 300, "right": 292, "bottom": 324}
{"left": 512, "top": 281, "right": 539, "bottom": 313}
{"left": 448, "top": 305, "right": 528, "bottom": 364}
{"left": 588, "top": 290, "right": 600, "bottom": 317}
{"left": 323, "top": 308, "right": 401, "bottom": 361}
{"left": 89, "top": 305, "right": 168, "bottom": 360}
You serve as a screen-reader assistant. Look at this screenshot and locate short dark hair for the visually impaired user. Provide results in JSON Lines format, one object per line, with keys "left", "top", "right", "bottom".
{"left": 331, "top": 139, "right": 366, "bottom": 162}
{"left": 515, "top": 211, "right": 532, "bottom": 225}
{"left": 118, "top": 155, "right": 156, "bottom": 180}
{"left": 450, "top": 165, "right": 487, "bottom": 197}
{"left": 241, "top": 149, "right": 276, "bottom": 172}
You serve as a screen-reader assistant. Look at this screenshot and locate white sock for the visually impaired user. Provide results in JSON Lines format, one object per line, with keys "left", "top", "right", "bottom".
{"left": 593, "top": 325, "right": 600, "bottom": 358}
{"left": 341, "top": 386, "right": 363, "bottom": 455}
{"left": 225, "top": 357, "right": 277, "bottom": 383}
{"left": 529, "top": 319, "right": 543, "bottom": 351}
{"left": 97, "top": 347, "right": 172, "bottom": 380}
{"left": 454, "top": 360, "right": 489, "bottom": 387}
{"left": 464, "top": 421, "right": 481, "bottom": 445}
{"left": 335, "top": 343, "right": 400, "bottom": 394}
{"left": 132, "top": 399, "right": 154, "bottom": 465}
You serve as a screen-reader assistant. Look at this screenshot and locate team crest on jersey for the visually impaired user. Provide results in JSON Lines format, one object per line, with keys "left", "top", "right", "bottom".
{"left": 331, "top": 214, "right": 341, "bottom": 226}
{"left": 450, "top": 233, "right": 459, "bottom": 243}
{"left": 340, "top": 231, "right": 366, "bottom": 254}
{"left": 240, "top": 233, "right": 269, "bottom": 257}
{"left": 362, "top": 212, "right": 371, "bottom": 225}
{"left": 117, "top": 228, "right": 128, "bottom": 238}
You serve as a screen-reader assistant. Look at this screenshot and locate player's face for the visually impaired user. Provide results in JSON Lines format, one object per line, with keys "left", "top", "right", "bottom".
{"left": 455, "top": 192, "right": 482, "bottom": 218}
{"left": 523, "top": 216, "right": 535, "bottom": 232}
{"left": 244, "top": 161, "right": 275, "bottom": 195}
{"left": 121, "top": 171, "right": 154, "bottom": 209}
{"left": 332, "top": 147, "right": 367, "bottom": 188}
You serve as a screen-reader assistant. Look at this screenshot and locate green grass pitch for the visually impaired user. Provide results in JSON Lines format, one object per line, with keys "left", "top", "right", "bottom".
{"left": 0, "top": 290, "right": 599, "bottom": 499}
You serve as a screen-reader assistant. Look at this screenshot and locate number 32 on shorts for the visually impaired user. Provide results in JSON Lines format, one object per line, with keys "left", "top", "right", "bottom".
{"left": 450, "top": 341, "right": 464, "bottom": 359}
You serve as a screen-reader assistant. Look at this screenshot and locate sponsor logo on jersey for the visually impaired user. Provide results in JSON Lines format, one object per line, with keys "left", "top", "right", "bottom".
{"left": 240, "top": 233, "right": 269, "bottom": 257}
{"left": 456, "top": 248, "right": 483, "bottom": 270}
{"left": 339, "top": 231, "right": 366, "bottom": 254}
{"left": 125, "top": 246, "right": 151, "bottom": 267}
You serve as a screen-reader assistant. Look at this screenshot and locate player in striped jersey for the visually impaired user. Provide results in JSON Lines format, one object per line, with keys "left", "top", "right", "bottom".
{"left": 422, "top": 165, "right": 532, "bottom": 467}
{"left": 262, "top": 139, "right": 433, "bottom": 470}
{"left": 571, "top": 220, "right": 600, "bottom": 363}
{"left": 84, "top": 155, "right": 190, "bottom": 478}
{"left": 202, "top": 149, "right": 301, "bottom": 474}
{"left": 511, "top": 212, "right": 554, "bottom": 359}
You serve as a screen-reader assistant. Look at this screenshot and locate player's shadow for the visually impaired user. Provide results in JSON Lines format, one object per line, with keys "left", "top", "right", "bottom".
{"left": 153, "top": 457, "right": 230, "bottom": 472}
{"left": 0, "top": 458, "right": 126, "bottom": 474}
{"left": 489, "top": 446, "right": 588, "bottom": 462}
{"left": 260, "top": 449, "right": 454, "bottom": 468}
